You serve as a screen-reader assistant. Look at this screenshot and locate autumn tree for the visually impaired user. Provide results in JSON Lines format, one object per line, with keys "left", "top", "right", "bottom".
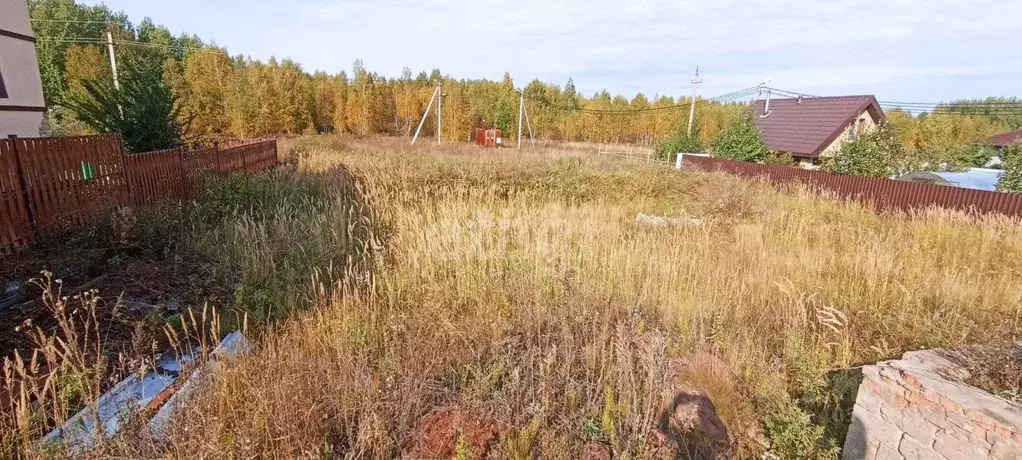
{"left": 182, "top": 49, "right": 232, "bottom": 139}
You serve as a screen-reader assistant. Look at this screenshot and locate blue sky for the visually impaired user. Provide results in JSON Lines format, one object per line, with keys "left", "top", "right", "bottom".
{"left": 85, "top": 0, "right": 1022, "bottom": 103}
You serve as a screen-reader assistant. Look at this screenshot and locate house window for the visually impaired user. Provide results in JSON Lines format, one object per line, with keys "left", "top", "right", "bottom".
{"left": 0, "top": 68, "right": 8, "bottom": 98}
{"left": 857, "top": 118, "right": 866, "bottom": 135}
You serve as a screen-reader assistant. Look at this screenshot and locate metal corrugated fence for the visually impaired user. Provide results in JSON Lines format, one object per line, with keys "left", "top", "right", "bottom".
{"left": 683, "top": 155, "right": 1022, "bottom": 217}
{"left": 1, "top": 135, "right": 278, "bottom": 252}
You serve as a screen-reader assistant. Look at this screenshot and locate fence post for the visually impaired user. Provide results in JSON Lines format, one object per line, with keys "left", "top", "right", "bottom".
{"left": 116, "top": 133, "right": 132, "bottom": 205}
{"left": 214, "top": 141, "right": 223, "bottom": 176}
{"left": 241, "top": 143, "right": 248, "bottom": 174}
{"left": 178, "top": 146, "right": 190, "bottom": 202}
{"left": 8, "top": 135, "right": 37, "bottom": 237}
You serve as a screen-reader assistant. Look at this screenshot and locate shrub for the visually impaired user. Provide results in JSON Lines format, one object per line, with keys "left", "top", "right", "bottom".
{"left": 713, "top": 110, "right": 768, "bottom": 163}
{"left": 823, "top": 123, "right": 901, "bottom": 177}
{"left": 655, "top": 121, "right": 703, "bottom": 162}
{"left": 998, "top": 143, "right": 1022, "bottom": 193}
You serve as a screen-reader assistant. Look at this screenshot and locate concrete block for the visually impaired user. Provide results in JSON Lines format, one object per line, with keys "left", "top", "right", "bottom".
{"left": 900, "top": 410, "right": 939, "bottom": 446}
{"left": 876, "top": 442, "right": 906, "bottom": 460}
{"left": 899, "top": 434, "right": 941, "bottom": 460}
{"left": 857, "top": 406, "right": 906, "bottom": 449}
{"left": 990, "top": 441, "right": 1022, "bottom": 460}
{"left": 934, "top": 430, "right": 992, "bottom": 460}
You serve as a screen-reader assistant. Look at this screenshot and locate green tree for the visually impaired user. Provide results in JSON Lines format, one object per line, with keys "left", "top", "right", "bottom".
{"left": 713, "top": 110, "right": 768, "bottom": 162}
{"left": 997, "top": 143, "right": 1022, "bottom": 193}
{"left": 823, "top": 124, "right": 901, "bottom": 178}
{"left": 63, "top": 61, "right": 184, "bottom": 152}
{"left": 655, "top": 120, "right": 702, "bottom": 161}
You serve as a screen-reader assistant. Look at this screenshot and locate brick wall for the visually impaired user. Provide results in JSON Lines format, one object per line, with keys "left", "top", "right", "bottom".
{"left": 843, "top": 349, "right": 1022, "bottom": 460}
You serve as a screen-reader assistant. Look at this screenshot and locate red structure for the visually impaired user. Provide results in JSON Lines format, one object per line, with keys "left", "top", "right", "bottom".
{"left": 475, "top": 128, "right": 503, "bottom": 147}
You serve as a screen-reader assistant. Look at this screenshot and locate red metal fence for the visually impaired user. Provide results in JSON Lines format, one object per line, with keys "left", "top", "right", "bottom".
{"left": 1, "top": 134, "right": 278, "bottom": 251}
{"left": 683, "top": 155, "right": 1022, "bottom": 218}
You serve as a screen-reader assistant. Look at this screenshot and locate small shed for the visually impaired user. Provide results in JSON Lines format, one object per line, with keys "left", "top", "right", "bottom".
{"left": 895, "top": 168, "right": 1005, "bottom": 192}
{"left": 475, "top": 128, "right": 503, "bottom": 148}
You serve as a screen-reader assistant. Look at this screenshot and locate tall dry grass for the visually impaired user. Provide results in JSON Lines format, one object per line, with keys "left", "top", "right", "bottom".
{"left": 23, "top": 135, "right": 1022, "bottom": 458}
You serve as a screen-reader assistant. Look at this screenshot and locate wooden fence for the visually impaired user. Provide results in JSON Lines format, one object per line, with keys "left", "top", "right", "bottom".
{"left": 683, "top": 155, "right": 1022, "bottom": 217}
{"left": 1, "top": 134, "right": 278, "bottom": 251}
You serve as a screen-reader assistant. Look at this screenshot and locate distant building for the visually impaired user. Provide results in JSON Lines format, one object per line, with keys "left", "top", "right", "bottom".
{"left": 895, "top": 168, "right": 1005, "bottom": 192}
{"left": 752, "top": 95, "right": 885, "bottom": 169}
{"left": 989, "top": 129, "right": 1022, "bottom": 151}
{"left": 0, "top": 0, "right": 46, "bottom": 137}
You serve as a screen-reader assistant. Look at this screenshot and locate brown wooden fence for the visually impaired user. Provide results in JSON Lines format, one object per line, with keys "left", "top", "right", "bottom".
{"left": 683, "top": 155, "right": 1022, "bottom": 218}
{"left": 0, "top": 134, "right": 278, "bottom": 252}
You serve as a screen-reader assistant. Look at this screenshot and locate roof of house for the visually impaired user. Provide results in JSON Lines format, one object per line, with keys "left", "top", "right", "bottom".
{"left": 752, "top": 95, "right": 885, "bottom": 158}
{"left": 989, "top": 130, "right": 1022, "bottom": 148}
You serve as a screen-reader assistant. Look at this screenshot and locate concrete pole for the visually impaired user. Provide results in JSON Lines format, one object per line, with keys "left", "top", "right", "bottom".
{"left": 437, "top": 82, "right": 442, "bottom": 144}
{"left": 517, "top": 92, "right": 524, "bottom": 149}
{"left": 106, "top": 31, "right": 120, "bottom": 91}
{"left": 411, "top": 86, "right": 439, "bottom": 145}
{"left": 687, "top": 66, "right": 702, "bottom": 137}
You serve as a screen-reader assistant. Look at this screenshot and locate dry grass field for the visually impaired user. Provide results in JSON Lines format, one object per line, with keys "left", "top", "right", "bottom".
{"left": 6, "top": 135, "right": 1022, "bottom": 459}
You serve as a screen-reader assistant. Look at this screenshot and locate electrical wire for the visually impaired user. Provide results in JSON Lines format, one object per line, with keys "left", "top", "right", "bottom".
{"left": 523, "top": 85, "right": 762, "bottom": 116}
{"left": 35, "top": 36, "right": 225, "bottom": 54}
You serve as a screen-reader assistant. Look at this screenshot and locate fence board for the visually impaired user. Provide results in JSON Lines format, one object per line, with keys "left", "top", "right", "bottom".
{"left": 0, "top": 136, "right": 277, "bottom": 252}
{"left": 683, "top": 156, "right": 1022, "bottom": 218}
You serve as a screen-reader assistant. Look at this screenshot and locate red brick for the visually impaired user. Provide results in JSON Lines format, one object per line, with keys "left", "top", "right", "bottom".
{"left": 893, "top": 394, "right": 911, "bottom": 408}
{"left": 902, "top": 374, "right": 924, "bottom": 391}
{"left": 938, "top": 395, "right": 963, "bottom": 414}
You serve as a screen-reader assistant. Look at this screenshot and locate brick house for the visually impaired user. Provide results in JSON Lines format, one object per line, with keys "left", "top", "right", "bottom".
{"left": 0, "top": 0, "right": 46, "bottom": 137}
{"left": 752, "top": 95, "right": 886, "bottom": 169}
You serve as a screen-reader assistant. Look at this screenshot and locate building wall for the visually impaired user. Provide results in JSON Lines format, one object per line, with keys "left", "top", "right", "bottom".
{"left": 843, "top": 349, "right": 1022, "bottom": 460}
{"left": 1, "top": 0, "right": 46, "bottom": 137}
{"left": 819, "top": 109, "right": 878, "bottom": 158}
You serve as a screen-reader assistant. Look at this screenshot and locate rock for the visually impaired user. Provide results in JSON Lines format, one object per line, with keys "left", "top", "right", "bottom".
{"left": 635, "top": 213, "right": 702, "bottom": 228}
{"left": 658, "top": 385, "right": 732, "bottom": 459}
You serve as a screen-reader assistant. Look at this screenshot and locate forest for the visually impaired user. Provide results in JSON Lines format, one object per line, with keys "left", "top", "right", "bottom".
{"left": 30, "top": 0, "right": 1022, "bottom": 156}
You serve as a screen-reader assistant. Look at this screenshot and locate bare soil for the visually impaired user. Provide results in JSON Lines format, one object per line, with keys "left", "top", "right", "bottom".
{"left": 0, "top": 245, "right": 235, "bottom": 362}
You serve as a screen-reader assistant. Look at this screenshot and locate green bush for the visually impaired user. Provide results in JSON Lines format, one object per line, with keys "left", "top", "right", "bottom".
{"left": 713, "top": 110, "right": 768, "bottom": 162}
{"left": 998, "top": 143, "right": 1022, "bottom": 193}
{"left": 823, "top": 124, "right": 901, "bottom": 178}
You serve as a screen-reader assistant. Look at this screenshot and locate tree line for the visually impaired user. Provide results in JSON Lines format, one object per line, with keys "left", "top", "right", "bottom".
{"left": 30, "top": 0, "right": 1022, "bottom": 161}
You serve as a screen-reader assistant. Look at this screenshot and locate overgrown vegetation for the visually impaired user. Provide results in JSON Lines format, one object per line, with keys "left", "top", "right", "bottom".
{"left": 713, "top": 110, "right": 769, "bottom": 163}
{"left": 7, "top": 136, "right": 1022, "bottom": 458}
{"left": 823, "top": 123, "right": 902, "bottom": 177}
{"left": 998, "top": 143, "right": 1022, "bottom": 192}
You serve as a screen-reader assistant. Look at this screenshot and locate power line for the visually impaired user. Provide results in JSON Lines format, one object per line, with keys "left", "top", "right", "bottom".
{"left": 30, "top": 19, "right": 126, "bottom": 25}
{"left": 35, "top": 36, "right": 225, "bottom": 54}
{"left": 523, "top": 85, "right": 762, "bottom": 116}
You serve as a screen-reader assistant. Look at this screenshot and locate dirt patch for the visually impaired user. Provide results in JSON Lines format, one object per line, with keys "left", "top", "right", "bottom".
{"left": 405, "top": 408, "right": 503, "bottom": 459}
{"left": 0, "top": 256, "right": 235, "bottom": 361}
{"left": 945, "top": 342, "right": 1022, "bottom": 404}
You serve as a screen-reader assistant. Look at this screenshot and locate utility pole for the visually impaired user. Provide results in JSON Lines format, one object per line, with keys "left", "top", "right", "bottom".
{"left": 517, "top": 91, "right": 525, "bottom": 149}
{"left": 523, "top": 98, "right": 535, "bottom": 147}
{"left": 411, "top": 85, "right": 439, "bottom": 145}
{"left": 437, "top": 81, "right": 442, "bottom": 144}
{"left": 687, "top": 66, "right": 702, "bottom": 137}
{"left": 106, "top": 31, "right": 120, "bottom": 91}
